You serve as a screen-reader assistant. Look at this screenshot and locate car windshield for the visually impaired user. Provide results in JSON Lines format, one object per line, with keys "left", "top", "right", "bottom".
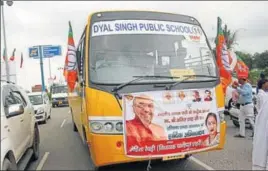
{"left": 89, "top": 20, "right": 217, "bottom": 84}
{"left": 29, "top": 95, "right": 43, "bottom": 105}
{"left": 52, "top": 86, "right": 68, "bottom": 94}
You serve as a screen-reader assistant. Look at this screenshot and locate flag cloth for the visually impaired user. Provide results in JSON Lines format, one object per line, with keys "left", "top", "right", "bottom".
{"left": 228, "top": 49, "right": 238, "bottom": 71}
{"left": 2, "top": 48, "right": 6, "bottom": 61}
{"left": 63, "top": 53, "right": 68, "bottom": 81}
{"left": 215, "top": 17, "right": 232, "bottom": 95}
{"left": 9, "top": 48, "right": 16, "bottom": 61}
{"left": 20, "top": 53, "right": 23, "bottom": 68}
{"left": 234, "top": 54, "right": 249, "bottom": 79}
{"left": 65, "top": 21, "right": 77, "bottom": 92}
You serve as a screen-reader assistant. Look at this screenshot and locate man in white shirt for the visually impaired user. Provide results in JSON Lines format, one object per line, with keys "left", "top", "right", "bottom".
{"left": 256, "top": 79, "right": 268, "bottom": 113}
{"left": 252, "top": 95, "right": 268, "bottom": 170}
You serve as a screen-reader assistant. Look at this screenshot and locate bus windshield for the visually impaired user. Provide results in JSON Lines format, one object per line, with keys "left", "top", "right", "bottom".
{"left": 90, "top": 19, "right": 217, "bottom": 84}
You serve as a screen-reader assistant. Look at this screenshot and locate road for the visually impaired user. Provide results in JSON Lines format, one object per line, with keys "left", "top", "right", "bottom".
{"left": 26, "top": 107, "right": 253, "bottom": 170}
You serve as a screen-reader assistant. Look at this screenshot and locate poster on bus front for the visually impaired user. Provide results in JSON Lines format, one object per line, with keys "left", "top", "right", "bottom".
{"left": 122, "top": 88, "right": 220, "bottom": 158}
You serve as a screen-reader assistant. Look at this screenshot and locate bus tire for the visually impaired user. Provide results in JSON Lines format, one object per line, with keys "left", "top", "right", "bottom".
{"left": 73, "top": 121, "right": 78, "bottom": 132}
{"left": 72, "top": 117, "right": 78, "bottom": 132}
{"left": 83, "top": 128, "right": 99, "bottom": 171}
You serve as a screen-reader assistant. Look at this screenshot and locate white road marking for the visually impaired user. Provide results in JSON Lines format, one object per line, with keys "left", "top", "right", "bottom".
{"left": 60, "top": 119, "right": 66, "bottom": 128}
{"left": 36, "top": 152, "right": 50, "bottom": 170}
{"left": 189, "top": 156, "right": 215, "bottom": 170}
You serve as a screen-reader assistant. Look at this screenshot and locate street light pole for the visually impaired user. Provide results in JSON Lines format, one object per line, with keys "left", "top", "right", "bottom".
{"left": 1, "top": 3, "right": 10, "bottom": 81}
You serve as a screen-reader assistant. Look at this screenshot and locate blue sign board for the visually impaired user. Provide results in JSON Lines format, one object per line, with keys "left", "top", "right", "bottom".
{"left": 29, "top": 47, "right": 40, "bottom": 58}
{"left": 43, "top": 45, "right": 62, "bottom": 58}
{"left": 29, "top": 45, "right": 62, "bottom": 59}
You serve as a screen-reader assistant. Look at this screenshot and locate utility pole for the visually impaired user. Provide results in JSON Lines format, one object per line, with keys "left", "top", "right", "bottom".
{"left": 39, "top": 46, "right": 46, "bottom": 92}
{"left": 1, "top": 0, "right": 13, "bottom": 81}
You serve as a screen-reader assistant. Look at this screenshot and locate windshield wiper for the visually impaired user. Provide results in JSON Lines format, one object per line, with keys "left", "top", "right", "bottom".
{"left": 166, "top": 74, "right": 218, "bottom": 90}
{"left": 111, "top": 75, "right": 181, "bottom": 93}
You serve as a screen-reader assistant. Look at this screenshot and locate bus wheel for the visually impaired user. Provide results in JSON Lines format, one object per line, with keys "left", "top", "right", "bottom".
{"left": 72, "top": 119, "right": 78, "bottom": 132}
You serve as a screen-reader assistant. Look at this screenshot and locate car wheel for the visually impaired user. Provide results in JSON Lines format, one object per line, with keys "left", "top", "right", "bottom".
{"left": 48, "top": 109, "right": 51, "bottom": 119}
{"left": 2, "top": 158, "right": 17, "bottom": 170}
{"left": 31, "top": 125, "right": 40, "bottom": 161}
{"left": 43, "top": 113, "right": 47, "bottom": 124}
{"left": 233, "top": 120, "right": 240, "bottom": 127}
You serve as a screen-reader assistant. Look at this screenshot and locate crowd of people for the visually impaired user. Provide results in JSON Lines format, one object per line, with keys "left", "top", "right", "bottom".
{"left": 230, "top": 73, "right": 268, "bottom": 170}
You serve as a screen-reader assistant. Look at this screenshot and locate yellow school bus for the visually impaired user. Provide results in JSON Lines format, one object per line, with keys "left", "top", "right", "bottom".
{"left": 69, "top": 10, "right": 226, "bottom": 170}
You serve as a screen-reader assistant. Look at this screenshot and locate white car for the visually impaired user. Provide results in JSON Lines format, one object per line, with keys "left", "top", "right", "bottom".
{"left": 1, "top": 81, "right": 40, "bottom": 170}
{"left": 28, "top": 92, "right": 52, "bottom": 124}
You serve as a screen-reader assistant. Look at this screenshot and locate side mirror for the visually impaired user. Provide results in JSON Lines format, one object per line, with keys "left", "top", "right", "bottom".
{"left": 7, "top": 104, "right": 24, "bottom": 118}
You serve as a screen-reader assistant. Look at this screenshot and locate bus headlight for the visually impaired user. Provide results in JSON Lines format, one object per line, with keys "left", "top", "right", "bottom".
{"left": 104, "top": 122, "right": 114, "bottom": 132}
{"left": 90, "top": 122, "right": 103, "bottom": 131}
{"left": 115, "top": 122, "right": 123, "bottom": 132}
{"left": 89, "top": 120, "right": 123, "bottom": 134}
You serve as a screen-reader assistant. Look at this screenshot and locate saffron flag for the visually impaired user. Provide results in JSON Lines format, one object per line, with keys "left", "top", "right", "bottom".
{"left": 215, "top": 17, "right": 232, "bottom": 95}
{"left": 20, "top": 53, "right": 23, "bottom": 68}
{"left": 65, "top": 21, "right": 78, "bottom": 92}
{"left": 9, "top": 48, "right": 16, "bottom": 61}
{"left": 234, "top": 54, "right": 249, "bottom": 79}
{"left": 63, "top": 53, "right": 68, "bottom": 81}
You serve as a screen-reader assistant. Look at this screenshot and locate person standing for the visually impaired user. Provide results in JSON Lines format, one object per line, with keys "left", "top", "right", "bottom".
{"left": 256, "top": 79, "right": 268, "bottom": 113}
{"left": 231, "top": 81, "right": 240, "bottom": 106}
{"left": 234, "top": 76, "right": 255, "bottom": 138}
{"left": 252, "top": 95, "right": 268, "bottom": 170}
{"left": 256, "top": 72, "right": 265, "bottom": 94}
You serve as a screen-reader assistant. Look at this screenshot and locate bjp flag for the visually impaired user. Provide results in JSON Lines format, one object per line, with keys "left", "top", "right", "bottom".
{"left": 215, "top": 17, "right": 232, "bottom": 95}
{"left": 65, "top": 21, "right": 77, "bottom": 92}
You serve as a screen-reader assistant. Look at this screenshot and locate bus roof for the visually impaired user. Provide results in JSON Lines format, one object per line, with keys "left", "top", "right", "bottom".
{"left": 89, "top": 10, "right": 200, "bottom": 26}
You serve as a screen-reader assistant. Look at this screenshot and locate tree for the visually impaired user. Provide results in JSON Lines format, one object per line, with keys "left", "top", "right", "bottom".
{"left": 248, "top": 69, "right": 261, "bottom": 86}
{"left": 255, "top": 51, "right": 268, "bottom": 69}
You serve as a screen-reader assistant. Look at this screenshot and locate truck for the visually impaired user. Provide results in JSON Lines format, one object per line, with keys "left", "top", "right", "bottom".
{"left": 50, "top": 84, "right": 69, "bottom": 107}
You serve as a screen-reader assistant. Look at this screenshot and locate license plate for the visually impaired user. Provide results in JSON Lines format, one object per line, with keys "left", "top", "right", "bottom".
{"left": 162, "top": 154, "right": 185, "bottom": 161}
{"left": 59, "top": 101, "right": 62, "bottom": 104}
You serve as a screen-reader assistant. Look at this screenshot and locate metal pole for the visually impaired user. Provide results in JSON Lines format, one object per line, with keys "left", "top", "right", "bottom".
{"left": 1, "top": 5, "right": 10, "bottom": 81}
{"left": 39, "top": 46, "right": 46, "bottom": 92}
{"left": 48, "top": 57, "right": 52, "bottom": 85}
{"left": 48, "top": 57, "right": 52, "bottom": 79}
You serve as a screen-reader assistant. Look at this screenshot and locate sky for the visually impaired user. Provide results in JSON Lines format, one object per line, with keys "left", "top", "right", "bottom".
{"left": 1, "top": 1, "right": 268, "bottom": 91}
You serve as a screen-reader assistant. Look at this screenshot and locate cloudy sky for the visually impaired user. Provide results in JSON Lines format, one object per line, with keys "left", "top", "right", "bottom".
{"left": 1, "top": 1, "right": 268, "bottom": 91}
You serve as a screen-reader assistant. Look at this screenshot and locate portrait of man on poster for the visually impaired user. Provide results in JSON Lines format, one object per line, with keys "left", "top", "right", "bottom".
{"left": 125, "top": 95, "right": 168, "bottom": 145}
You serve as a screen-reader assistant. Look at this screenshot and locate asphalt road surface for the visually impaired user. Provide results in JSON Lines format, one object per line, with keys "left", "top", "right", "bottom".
{"left": 26, "top": 107, "right": 253, "bottom": 170}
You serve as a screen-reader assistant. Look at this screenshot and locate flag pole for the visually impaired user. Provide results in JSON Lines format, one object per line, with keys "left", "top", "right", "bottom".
{"left": 1, "top": 4, "right": 10, "bottom": 81}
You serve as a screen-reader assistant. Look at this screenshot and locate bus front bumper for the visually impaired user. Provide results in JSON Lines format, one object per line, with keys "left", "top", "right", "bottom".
{"left": 88, "top": 121, "right": 227, "bottom": 167}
